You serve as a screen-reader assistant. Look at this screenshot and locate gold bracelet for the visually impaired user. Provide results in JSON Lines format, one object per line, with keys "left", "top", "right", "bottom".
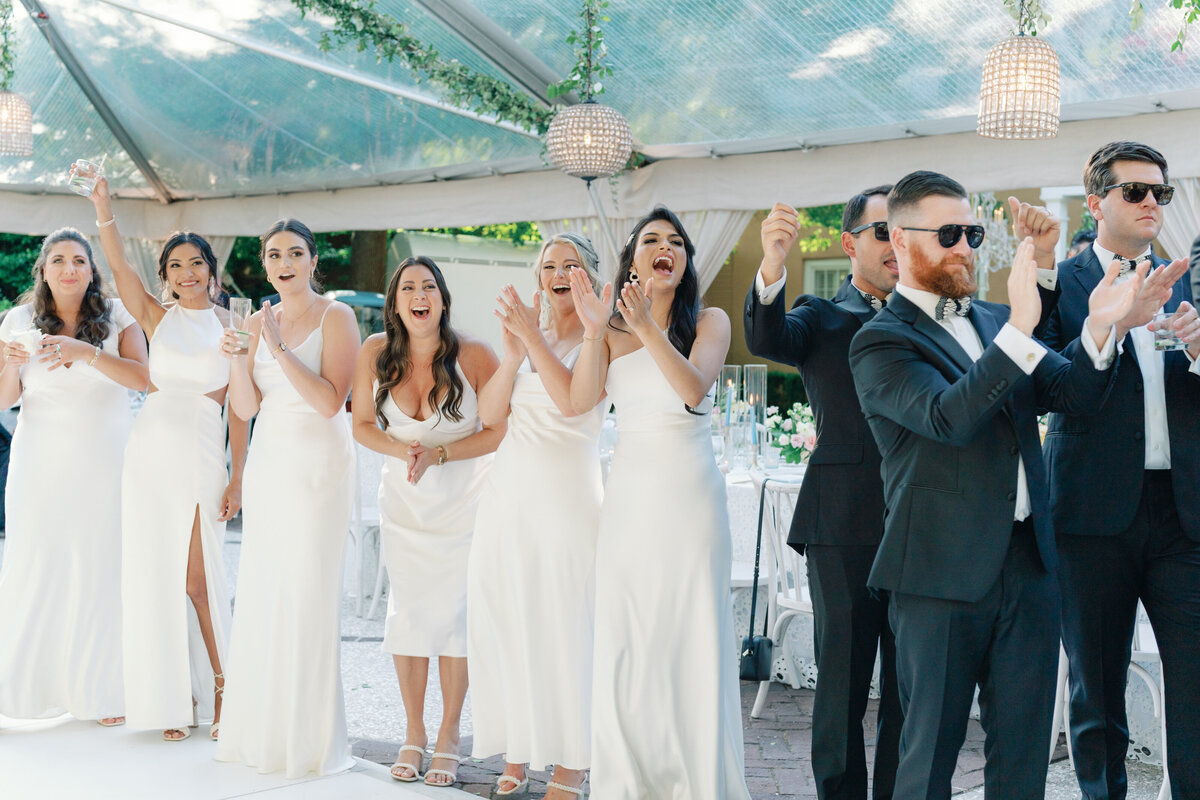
{"left": 97, "top": 217, "right": 115, "bottom": 229}
{"left": 583, "top": 334, "right": 604, "bottom": 342}
{"left": 88, "top": 345, "right": 101, "bottom": 366}
{"left": 436, "top": 445, "right": 448, "bottom": 466}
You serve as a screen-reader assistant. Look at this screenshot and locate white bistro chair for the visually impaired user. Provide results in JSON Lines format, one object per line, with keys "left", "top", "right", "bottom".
{"left": 347, "top": 428, "right": 385, "bottom": 618}
{"left": 1049, "top": 601, "right": 1170, "bottom": 800}
{"left": 749, "top": 476, "right": 810, "bottom": 719}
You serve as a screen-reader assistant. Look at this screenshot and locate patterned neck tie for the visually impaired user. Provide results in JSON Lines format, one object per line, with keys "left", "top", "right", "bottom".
{"left": 860, "top": 290, "right": 884, "bottom": 312}
{"left": 934, "top": 295, "right": 972, "bottom": 321}
{"left": 1114, "top": 255, "right": 1144, "bottom": 278}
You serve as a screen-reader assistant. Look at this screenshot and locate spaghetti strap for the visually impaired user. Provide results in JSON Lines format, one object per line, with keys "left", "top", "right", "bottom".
{"left": 319, "top": 301, "right": 335, "bottom": 324}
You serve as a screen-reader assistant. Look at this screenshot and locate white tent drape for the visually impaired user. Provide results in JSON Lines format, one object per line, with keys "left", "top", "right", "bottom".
{"left": 1156, "top": 176, "right": 1200, "bottom": 261}
{"left": 537, "top": 209, "right": 753, "bottom": 294}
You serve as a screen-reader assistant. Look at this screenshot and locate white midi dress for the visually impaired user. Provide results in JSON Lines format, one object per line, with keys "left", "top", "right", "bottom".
{"left": 121, "top": 304, "right": 233, "bottom": 730}
{"left": 376, "top": 364, "right": 491, "bottom": 658}
{"left": 215, "top": 313, "right": 355, "bottom": 777}
{"left": 467, "top": 347, "right": 603, "bottom": 770}
{"left": 589, "top": 347, "right": 750, "bottom": 799}
{"left": 0, "top": 301, "right": 136, "bottom": 720}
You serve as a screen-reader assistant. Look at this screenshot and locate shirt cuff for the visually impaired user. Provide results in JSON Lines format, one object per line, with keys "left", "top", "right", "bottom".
{"left": 995, "top": 323, "right": 1047, "bottom": 375}
{"left": 1036, "top": 268, "right": 1058, "bottom": 291}
{"left": 1190, "top": 350, "right": 1200, "bottom": 375}
{"left": 1079, "top": 318, "right": 1118, "bottom": 369}
{"left": 756, "top": 267, "right": 787, "bottom": 305}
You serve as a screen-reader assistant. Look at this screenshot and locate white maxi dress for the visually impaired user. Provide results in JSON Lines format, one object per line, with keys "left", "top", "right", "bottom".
{"left": 215, "top": 312, "right": 355, "bottom": 777}
{"left": 376, "top": 364, "right": 491, "bottom": 658}
{"left": 0, "top": 301, "right": 136, "bottom": 720}
{"left": 467, "top": 348, "right": 603, "bottom": 770}
{"left": 121, "top": 304, "right": 233, "bottom": 730}
{"left": 589, "top": 347, "right": 750, "bottom": 799}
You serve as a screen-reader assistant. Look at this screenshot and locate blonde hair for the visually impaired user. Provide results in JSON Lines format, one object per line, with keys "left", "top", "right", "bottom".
{"left": 534, "top": 232, "right": 602, "bottom": 328}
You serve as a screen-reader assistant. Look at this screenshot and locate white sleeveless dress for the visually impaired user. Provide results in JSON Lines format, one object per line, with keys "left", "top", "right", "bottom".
{"left": 376, "top": 363, "right": 491, "bottom": 658}
{"left": 590, "top": 347, "right": 750, "bottom": 799}
{"left": 467, "top": 347, "right": 603, "bottom": 770}
{"left": 0, "top": 301, "right": 136, "bottom": 720}
{"left": 215, "top": 310, "right": 355, "bottom": 778}
{"left": 121, "top": 304, "right": 232, "bottom": 730}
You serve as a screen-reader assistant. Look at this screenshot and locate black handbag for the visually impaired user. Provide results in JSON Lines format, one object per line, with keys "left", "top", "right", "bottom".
{"left": 740, "top": 481, "right": 774, "bottom": 682}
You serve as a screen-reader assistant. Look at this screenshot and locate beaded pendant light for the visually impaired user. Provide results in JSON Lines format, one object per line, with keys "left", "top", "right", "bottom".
{"left": 977, "top": 0, "right": 1060, "bottom": 140}
{"left": 0, "top": 0, "right": 31, "bottom": 156}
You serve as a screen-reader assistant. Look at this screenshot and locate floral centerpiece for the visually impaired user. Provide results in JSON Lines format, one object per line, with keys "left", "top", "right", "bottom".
{"left": 765, "top": 403, "right": 816, "bottom": 464}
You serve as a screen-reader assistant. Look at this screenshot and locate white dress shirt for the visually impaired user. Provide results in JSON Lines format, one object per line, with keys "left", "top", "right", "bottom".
{"left": 756, "top": 265, "right": 1060, "bottom": 305}
{"left": 1090, "top": 243, "right": 1200, "bottom": 469}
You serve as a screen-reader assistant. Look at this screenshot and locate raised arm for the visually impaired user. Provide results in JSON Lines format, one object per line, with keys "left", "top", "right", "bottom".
{"left": 477, "top": 289, "right": 528, "bottom": 426}
{"left": 85, "top": 175, "right": 165, "bottom": 335}
{"left": 494, "top": 285, "right": 586, "bottom": 418}
{"left": 618, "top": 279, "right": 730, "bottom": 408}
{"left": 223, "top": 313, "right": 263, "bottom": 420}
{"left": 568, "top": 267, "right": 614, "bottom": 413}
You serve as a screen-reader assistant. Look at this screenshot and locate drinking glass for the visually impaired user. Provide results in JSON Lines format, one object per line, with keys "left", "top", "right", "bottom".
{"left": 228, "top": 297, "right": 252, "bottom": 356}
{"left": 68, "top": 157, "right": 106, "bottom": 197}
{"left": 1153, "top": 309, "right": 1188, "bottom": 352}
{"left": 729, "top": 419, "right": 752, "bottom": 471}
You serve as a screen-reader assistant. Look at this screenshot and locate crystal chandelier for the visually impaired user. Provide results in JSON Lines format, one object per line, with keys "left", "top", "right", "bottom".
{"left": 971, "top": 192, "right": 1018, "bottom": 300}
{"left": 545, "top": 2, "right": 632, "bottom": 183}
{"left": 977, "top": 1, "right": 1060, "bottom": 140}
{"left": 0, "top": 0, "right": 31, "bottom": 157}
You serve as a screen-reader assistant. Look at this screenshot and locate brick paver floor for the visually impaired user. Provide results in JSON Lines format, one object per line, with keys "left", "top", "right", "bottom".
{"left": 353, "top": 682, "right": 994, "bottom": 798}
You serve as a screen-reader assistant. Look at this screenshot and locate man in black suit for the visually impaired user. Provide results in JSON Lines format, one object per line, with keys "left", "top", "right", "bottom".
{"left": 1036, "top": 141, "right": 1200, "bottom": 800}
{"left": 743, "top": 188, "right": 903, "bottom": 800}
{"left": 849, "top": 171, "right": 1135, "bottom": 799}
{"left": 1188, "top": 230, "right": 1200, "bottom": 312}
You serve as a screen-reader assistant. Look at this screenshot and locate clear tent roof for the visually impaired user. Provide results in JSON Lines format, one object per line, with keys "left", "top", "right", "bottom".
{"left": 4, "top": 0, "right": 1200, "bottom": 202}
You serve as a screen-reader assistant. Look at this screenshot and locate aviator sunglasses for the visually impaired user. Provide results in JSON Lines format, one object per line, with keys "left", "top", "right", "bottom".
{"left": 848, "top": 221, "right": 889, "bottom": 242}
{"left": 1102, "top": 181, "right": 1175, "bottom": 206}
{"left": 900, "top": 224, "right": 986, "bottom": 249}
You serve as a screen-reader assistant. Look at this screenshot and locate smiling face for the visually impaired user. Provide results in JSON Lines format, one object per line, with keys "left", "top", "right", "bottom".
{"left": 632, "top": 219, "right": 687, "bottom": 291}
{"left": 1089, "top": 159, "right": 1166, "bottom": 256}
{"left": 41, "top": 240, "right": 95, "bottom": 303}
{"left": 893, "top": 194, "right": 978, "bottom": 298}
{"left": 163, "top": 242, "right": 213, "bottom": 306}
{"left": 394, "top": 263, "right": 444, "bottom": 334}
{"left": 842, "top": 194, "right": 898, "bottom": 295}
{"left": 262, "top": 231, "right": 317, "bottom": 294}
{"left": 539, "top": 241, "right": 585, "bottom": 317}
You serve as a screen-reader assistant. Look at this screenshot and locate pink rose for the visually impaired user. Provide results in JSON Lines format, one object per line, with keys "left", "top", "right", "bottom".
{"left": 789, "top": 433, "right": 805, "bottom": 448}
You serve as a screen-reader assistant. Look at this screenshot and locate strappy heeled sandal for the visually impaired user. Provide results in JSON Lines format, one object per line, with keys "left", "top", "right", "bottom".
{"left": 164, "top": 700, "right": 198, "bottom": 742}
{"left": 209, "top": 673, "right": 224, "bottom": 741}
{"left": 389, "top": 744, "right": 426, "bottom": 782}
{"left": 546, "top": 779, "right": 588, "bottom": 798}
{"left": 423, "top": 751, "right": 462, "bottom": 787}
{"left": 97, "top": 716, "right": 125, "bottom": 727}
{"left": 492, "top": 772, "right": 530, "bottom": 797}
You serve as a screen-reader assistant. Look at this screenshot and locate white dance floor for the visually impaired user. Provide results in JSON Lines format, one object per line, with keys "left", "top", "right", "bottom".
{"left": 0, "top": 714, "right": 473, "bottom": 799}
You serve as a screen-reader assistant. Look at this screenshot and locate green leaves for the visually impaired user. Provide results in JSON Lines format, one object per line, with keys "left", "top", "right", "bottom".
{"left": 1, "top": 0, "right": 15, "bottom": 93}
{"left": 1002, "top": 0, "right": 1051, "bottom": 35}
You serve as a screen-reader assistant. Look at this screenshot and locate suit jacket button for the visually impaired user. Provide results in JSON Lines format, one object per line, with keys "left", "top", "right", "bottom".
{"left": 1135, "top": 431, "right": 1144, "bottom": 441}
{"left": 1007, "top": 491, "right": 1017, "bottom": 501}
{"left": 1010, "top": 446, "right": 1019, "bottom": 456}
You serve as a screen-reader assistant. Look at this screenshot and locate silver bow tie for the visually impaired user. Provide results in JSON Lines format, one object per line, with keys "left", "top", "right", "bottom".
{"left": 934, "top": 296, "right": 971, "bottom": 321}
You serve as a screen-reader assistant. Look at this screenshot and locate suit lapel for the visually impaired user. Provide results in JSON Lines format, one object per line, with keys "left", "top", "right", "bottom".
{"left": 890, "top": 293, "right": 974, "bottom": 375}
{"left": 967, "top": 302, "right": 1000, "bottom": 347}
{"left": 833, "top": 276, "right": 877, "bottom": 325}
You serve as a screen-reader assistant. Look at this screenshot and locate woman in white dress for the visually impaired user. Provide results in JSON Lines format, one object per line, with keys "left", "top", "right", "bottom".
{"left": 216, "top": 219, "right": 360, "bottom": 778}
{"left": 569, "top": 207, "right": 751, "bottom": 800}
{"left": 0, "top": 228, "right": 149, "bottom": 725}
{"left": 469, "top": 233, "right": 605, "bottom": 798}
{"left": 83, "top": 177, "right": 249, "bottom": 743}
{"left": 351, "top": 256, "right": 502, "bottom": 788}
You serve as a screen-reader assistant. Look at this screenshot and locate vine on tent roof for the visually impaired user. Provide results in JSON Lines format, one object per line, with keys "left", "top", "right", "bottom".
{"left": 1, "top": 0, "right": 15, "bottom": 91}
{"left": 291, "top": 0, "right": 614, "bottom": 135}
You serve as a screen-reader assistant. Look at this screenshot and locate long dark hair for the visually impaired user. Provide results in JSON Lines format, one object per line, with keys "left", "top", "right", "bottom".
{"left": 26, "top": 227, "right": 113, "bottom": 346}
{"left": 158, "top": 232, "right": 225, "bottom": 307}
{"left": 261, "top": 218, "right": 323, "bottom": 292}
{"left": 612, "top": 206, "right": 701, "bottom": 357}
{"left": 373, "top": 256, "right": 464, "bottom": 429}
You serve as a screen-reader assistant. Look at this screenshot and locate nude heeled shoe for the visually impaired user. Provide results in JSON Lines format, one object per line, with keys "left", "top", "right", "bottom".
{"left": 163, "top": 700, "right": 198, "bottom": 742}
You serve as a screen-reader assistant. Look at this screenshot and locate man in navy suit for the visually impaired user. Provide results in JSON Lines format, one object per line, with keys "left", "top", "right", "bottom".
{"left": 850, "top": 170, "right": 1136, "bottom": 799}
{"left": 1036, "top": 141, "right": 1200, "bottom": 799}
{"left": 743, "top": 187, "right": 903, "bottom": 800}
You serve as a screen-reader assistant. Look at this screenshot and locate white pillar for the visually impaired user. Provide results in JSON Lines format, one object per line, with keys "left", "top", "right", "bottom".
{"left": 1040, "top": 185, "right": 1085, "bottom": 263}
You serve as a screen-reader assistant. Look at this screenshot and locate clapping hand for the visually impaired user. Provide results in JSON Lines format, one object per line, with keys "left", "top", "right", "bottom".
{"left": 494, "top": 285, "right": 542, "bottom": 347}
{"left": 616, "top": 278, "right": 655, "bottom": 340}
{"left": 569, "top": 266, "right": 612, "bottom": 341}
{"left": 1085, "top": 259, "right": 1141, "bottom": 348}
{"left": 406, "top": 441, "right": 438, "bottom": 485}
{"left": 259, "top": 300, "right": 284, "bottom": 353}
{"left": 1006, "top": 238, "right": 1043, "bottom": 336}
{"left": 1116, "top": 258, "right": 1189, "bottom": 337}
{"left": 1149, "top": 301, "right": 1200, "bottom": 355}
{"left": 1007, "top": 197, "right": 1060, "bottom": 267}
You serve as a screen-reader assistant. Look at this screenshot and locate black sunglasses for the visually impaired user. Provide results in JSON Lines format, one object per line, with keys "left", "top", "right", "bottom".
{"left": 1102, "top": 181, "right": 1175, "bottom": 206}
{"left": 848, "top": 221, "right": 889, "bottom": 242}
{"left": 902, "top": 224, "right": 986, "bottom": 249}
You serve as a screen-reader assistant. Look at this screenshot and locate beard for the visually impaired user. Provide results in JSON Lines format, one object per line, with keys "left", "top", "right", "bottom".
{"left": 908, "top": 243, "right": 977, "bottom": 298}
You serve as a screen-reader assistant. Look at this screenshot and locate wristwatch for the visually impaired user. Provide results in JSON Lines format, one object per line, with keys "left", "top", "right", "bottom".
{"left": 436, "top": 445, "right": 447, "bottom": 466}
{"left": 273, "top": 341, "right": 287, "bottom": 356}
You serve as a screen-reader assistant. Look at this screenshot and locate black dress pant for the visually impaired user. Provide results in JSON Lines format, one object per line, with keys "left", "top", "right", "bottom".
{"left": 807, "top": 544, "right": 902, "bottom": 800}
{"left": 889, "top": 521, "right": 1060, "bottom": 800}
{"left": 1058, "top": 470, "right": 1200, "bottom": 800}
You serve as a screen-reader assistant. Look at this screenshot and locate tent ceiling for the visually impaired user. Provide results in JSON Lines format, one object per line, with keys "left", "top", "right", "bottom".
{"left": 2, "top": 0, "right": 1200, "bottom": 204}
